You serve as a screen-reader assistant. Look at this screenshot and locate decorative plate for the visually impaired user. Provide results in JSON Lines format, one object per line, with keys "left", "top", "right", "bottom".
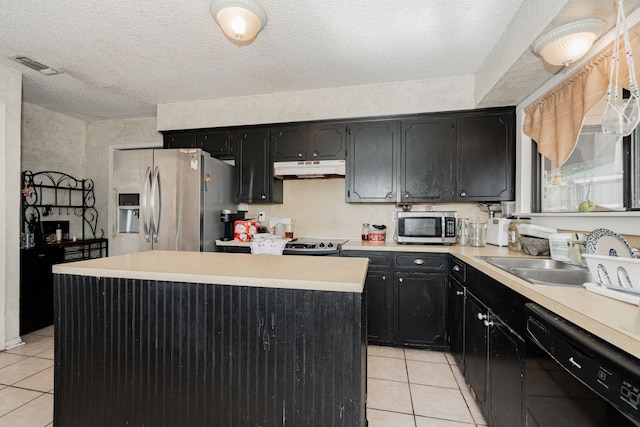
{"left": 584, "top": 228, "right": 634, "bottom": 257}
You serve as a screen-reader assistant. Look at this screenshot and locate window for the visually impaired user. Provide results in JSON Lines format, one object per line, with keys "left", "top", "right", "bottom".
{"left": 539, "top": 97, "right": 639, "bottom": 212}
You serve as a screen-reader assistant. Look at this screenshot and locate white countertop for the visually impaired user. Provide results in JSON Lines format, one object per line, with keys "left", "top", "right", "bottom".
{"left": 53, "top": 250, "right": 368, "bottom": 293}
{"left": 342, "top": 240, "right": 640, "bottom": 358}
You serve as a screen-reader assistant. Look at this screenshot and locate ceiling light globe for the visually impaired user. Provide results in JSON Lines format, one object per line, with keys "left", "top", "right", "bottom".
{"left": 211, "top": 0, "right": 267, "bottom": 42}
{"left": 532, "top": 19, "right": 605, "bottom": 67}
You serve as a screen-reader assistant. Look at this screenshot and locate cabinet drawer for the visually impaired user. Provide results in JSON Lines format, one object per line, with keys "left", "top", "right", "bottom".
{"left": 450, "top": 256, "right": 467, "bottom": 283}
{"left": 341, "top": 250, "right": 391, "bottom": 269}
{"left": 394, "top": 253, "right": 446, "bottom": 272}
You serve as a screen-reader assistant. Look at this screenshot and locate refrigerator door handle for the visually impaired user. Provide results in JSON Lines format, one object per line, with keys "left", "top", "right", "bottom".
{"left": 142, "top": 166, "right": 152, "bottom": 242}
{"left": 151, "top": 166, "right": 161, "bottom": 243}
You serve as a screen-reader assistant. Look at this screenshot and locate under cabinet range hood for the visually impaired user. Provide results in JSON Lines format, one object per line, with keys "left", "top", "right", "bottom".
{"left": 273, "top": 160, "right": 346, "bottom": 179}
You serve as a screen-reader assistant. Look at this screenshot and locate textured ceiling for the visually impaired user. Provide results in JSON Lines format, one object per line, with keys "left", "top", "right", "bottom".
{"left": 0, "top": 0, "right": 636, "bottom": 121}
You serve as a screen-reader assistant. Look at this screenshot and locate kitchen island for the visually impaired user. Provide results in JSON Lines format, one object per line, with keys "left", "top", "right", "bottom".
{"left": 52, "top": 251, "right": 369, "bottom": 427}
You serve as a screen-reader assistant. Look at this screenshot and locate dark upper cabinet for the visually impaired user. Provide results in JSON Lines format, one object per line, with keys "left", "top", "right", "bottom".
{"left": 270, "top": 125, "right": 307, "bottom": 161}
{"left": 163, "top": 131, "right": 197, "bottom": 149}
{"left": 198, "top": 129, "right": 233, "bottom": 159}
{"left": 400, "top": 117, "right": 456, "bottom": 202}
{"left": 456, "top": 108, "right": 515, "bottom": 201}
{"left": 233, "top": 128, "right": 283, "bottom": 204}
{"left": 271, "top": 123, "right": 347, "bottom": 161}
{"left": 346, "top": 120, "right": 399, "bottom": 202}
{"left": 308, "top": 123, "right": 347, "bottom": 160}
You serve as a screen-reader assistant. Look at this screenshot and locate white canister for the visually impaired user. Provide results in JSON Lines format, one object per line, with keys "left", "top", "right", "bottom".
{"left": 548, "top": 233, "right": 572, "bottom": 262}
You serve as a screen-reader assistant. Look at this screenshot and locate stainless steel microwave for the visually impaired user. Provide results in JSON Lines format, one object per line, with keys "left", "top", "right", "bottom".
{"left": 394, "top": 211, "right": 457, "bottom": 244}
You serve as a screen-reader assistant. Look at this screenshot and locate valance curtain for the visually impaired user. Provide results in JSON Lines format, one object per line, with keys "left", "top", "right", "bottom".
{"left": 523, "top": 26, "right": 640, "bottom": 168}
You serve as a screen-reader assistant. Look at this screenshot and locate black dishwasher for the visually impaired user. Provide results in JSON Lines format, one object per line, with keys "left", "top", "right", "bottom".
{"left": 525, "top": 303, "right": 640, "bottom": 426}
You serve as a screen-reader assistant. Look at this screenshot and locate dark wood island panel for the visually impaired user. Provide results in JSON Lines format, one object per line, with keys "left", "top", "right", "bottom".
{"left": 53, "top": 274, "right": 366, "bottom": 426}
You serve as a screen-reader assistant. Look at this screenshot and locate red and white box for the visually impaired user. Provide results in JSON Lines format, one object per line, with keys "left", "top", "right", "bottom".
{"left": 234, "top": 220, "right": 259, "bottom": 242}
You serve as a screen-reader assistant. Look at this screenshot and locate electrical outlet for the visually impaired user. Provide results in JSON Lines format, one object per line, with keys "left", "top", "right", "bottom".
{"left": 258, "top": 211, "right": 266, "bottom": 222}
{"left": 392, "top": 211, "right": 397, "bottom": 222}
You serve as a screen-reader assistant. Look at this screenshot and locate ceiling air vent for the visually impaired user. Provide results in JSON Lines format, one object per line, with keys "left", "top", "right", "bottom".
{"left": 13, "top": 56, "right": 63, "bottom": 75}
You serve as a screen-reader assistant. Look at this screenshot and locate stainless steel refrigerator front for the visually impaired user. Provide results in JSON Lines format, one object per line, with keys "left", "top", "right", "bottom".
{"left": 110, "top": 149, "right": 235, "bottom": 256}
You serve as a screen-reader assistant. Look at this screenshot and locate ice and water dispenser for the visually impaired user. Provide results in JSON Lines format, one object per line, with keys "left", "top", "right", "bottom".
{"left": 117, "top": 193, "right": 140, "bottom": 234}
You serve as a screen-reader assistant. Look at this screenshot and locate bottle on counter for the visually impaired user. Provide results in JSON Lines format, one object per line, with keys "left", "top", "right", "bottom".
{"left": 508, "top": 218, "right": 529, "bottom": 252}
{"left": 56, "top": 224, "right": 62, "bottom": 242}
{"left": 361, "top": 223, "right": 369, "bottom": 241}
{"left": 457, "top": 218, "right": 470, "bottom": 246}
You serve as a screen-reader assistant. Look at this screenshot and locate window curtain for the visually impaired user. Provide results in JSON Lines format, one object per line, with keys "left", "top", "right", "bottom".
{"left": 523, "top": 26, "right": 640, "bottom": 168}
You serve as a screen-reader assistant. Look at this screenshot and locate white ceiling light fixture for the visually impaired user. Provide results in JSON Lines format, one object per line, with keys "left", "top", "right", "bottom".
{"left": 532, "top": 18, "right": 606, "bottom": 67}
{"left": 211, "top": 0, "right": 267, "bottom": 43}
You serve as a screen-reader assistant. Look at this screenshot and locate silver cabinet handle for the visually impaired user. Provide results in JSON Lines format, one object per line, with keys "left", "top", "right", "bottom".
{"left": 398, "top": 277, "right": 404, "bottom": 284}
{"left": 312, "top": 152, "right": 318, "bottom": 157}
{"left": 261, "top": 194, "right": 267, "bottom": 200}
{"left": 382, "top": 276, "right": 386, "bottom": 281}
{"left": 414, "top": 259, "right": 425, "bottom": 265}
{"left": 452, "top": 265, "right": 460, "bottom": 271}
{"left": 298, "top": 152, "right": 303, "bottom": 157}
{"left": 456, "top": 291, "right": 464, "bottom": 296}
{"left": 477, "top": 313, "right": 488, "bottom": 321}
{"left": 460, "top": 191, "right": 467, "bottom": 197}
{"left": 484, "top": 320, "right": 494, "bottom": 327}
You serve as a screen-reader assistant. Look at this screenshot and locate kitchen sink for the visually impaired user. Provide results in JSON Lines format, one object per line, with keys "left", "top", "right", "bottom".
{"left": 478, "top": 256, "right": 595, "bottom": 286}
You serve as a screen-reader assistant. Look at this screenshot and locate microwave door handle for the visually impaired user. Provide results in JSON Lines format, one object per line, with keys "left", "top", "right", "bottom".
{"left": 441, "top": 216, "right": 445, "bottom": 241}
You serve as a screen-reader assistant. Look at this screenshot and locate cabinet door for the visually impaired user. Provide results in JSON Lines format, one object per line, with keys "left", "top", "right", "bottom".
{"left": 456, "top": 109, "right": 515, "bottom": 201}
{"left": 346, "top": 121, "right": 399, "bottom": 202}
{"left": 487, "top": 317, "right": 525, "bottom": 427}
{"left": 464, "top": 292, "right": 488, "bottom": 409}
{"left": 234, "top": 128, "right": 282, "bottom": 203}
{"left": 163, "top": 131, "right": 198, "bottom": 149}
{"left": 447, "top": 279, "right": 465, "bottom": 368}
{"left": 271, "top": 125, "right": 307, "bottom": 161}
{"left": 365, "top": 270, "right": 392, "bottom": 344}
{"left": 308, "top": 123, "right": 347, "bottom": 160}
{"left": 400, "top": 117, "right": 455, "bottom": 202}
{"left": 198, "top": 130, "right": 232, "bottom": 159}
{"left": 394, "top": 273, "right": 446, "bottom": 347}
{"left": 20, "top": 246, "right": 64, "bottom": 334}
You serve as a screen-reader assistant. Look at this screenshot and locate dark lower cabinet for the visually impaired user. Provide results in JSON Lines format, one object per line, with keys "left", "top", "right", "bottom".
{"left": 365, "top": 270, "right": 392, "bottom": 343}
{"left": 464, "top": 292, "right": 489, "bottom": 407}
{"left": 342, "top": 250, "right": 446, "bottom": 348}
{"left": 447, "top": 277, "right": 465, "bottom": 367}
{"left": 449, "top": 255, "right": 526, "bottom": 427}
{"left": 20, "top": 246, "right": 64, "bottom": 334}
{"left": 394, "top": 272, "right": 446, "bottom": 347}
{"left": 487, "top": 317, "right": 525, "bottom": 427}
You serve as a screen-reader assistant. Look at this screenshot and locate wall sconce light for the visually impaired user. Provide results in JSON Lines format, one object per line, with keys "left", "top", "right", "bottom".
{"left": 211, "top": 0, "right": 267, "bottom": 43}
{"left": 532, "top": 19, "right": 606, "bottom": 66}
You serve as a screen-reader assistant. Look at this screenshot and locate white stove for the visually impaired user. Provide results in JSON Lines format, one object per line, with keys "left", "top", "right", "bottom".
{"left": 283, "top": 238, "right": 348, "bottom": 256}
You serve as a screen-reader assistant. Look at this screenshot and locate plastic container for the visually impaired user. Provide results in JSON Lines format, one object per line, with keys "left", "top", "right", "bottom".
{"left": 457, "top": 218, "right": 470, "bottom": 246}
{"left": 549, "top": 233, "right": 572, "bottom": 262}
{"left": 369, "top": 225, "right": 386, "bottom": 242}
{"left": 361, "top": 223, "right": 369, "bottom": 241}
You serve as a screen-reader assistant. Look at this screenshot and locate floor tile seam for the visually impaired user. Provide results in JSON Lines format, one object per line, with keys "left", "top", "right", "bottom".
{"left": 368, "top": 354, "right": 405, "bottom": 361}
{"left": 0, "top": 364, "right": 54, "bottom": 387}
{"left": 407, "top": 380, "right": 459, "bottom": 389}
{"left": 415, "top": 414, "right": 476, "bottom": 425}
{"left": 367, "top": 375, "right": 409, "bottom": 385}
{"left": 0, "top": 388, "right": 47, "bottom": 419}
{"left": 6, "top": 383, "right": 53, "bottom": 394}
{"left": 405, "top": 358, "right": 449, "bottom": 365}
{"left": 366, "top": 405, "right": 415, "bottom": 417}
{"left": 403, "top": 353, "right": 416, "bottom": 417}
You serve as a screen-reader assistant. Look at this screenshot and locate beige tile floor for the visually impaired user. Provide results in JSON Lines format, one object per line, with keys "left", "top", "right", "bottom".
{"left": 0, "top": 325, "right": 54, "bottom": 427}
{"left": 0, "top": 328, "right": 486, "bottom": 427}
{"left": 367, "top": 345, "right": 487, "bottom": 427}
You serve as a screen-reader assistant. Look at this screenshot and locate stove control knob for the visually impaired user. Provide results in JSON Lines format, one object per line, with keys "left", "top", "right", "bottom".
{"left": 319, "top": 242, "right": 325, "bottom": 247}
{"left": 328, "top": 242, "right": 334, "bottom": 248}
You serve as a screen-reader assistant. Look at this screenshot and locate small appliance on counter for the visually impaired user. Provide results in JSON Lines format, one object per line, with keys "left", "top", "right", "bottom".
{"left": 394, "top": 211, "right": 457, "bottom": 244}
{"left": 486, "top": 218, "right": 510, "bottom": 246}
{"left": 220, "top": 209, "right": 246, "bottom": 241}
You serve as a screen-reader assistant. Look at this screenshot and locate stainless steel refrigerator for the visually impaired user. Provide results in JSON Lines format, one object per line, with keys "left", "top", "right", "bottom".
{"left": 110, "top": 148, "right": 235, "bottom": 255}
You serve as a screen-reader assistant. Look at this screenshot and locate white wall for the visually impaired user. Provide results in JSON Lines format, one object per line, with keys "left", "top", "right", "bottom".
{"left": 157, "top": 76, "right": 475, "bottom": 131}
{"left": 0, "top": 64, "right": 23, "bottom": 350}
